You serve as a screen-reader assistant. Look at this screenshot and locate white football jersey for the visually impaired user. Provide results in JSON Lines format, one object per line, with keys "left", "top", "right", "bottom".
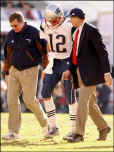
{"left": 40, "top": 18, "right": 73, "bottom": 59}
{"left": 40, "top": 18, "right": 73, "bottom": 73}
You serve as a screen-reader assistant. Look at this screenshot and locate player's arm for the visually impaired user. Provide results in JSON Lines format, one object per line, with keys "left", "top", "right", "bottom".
{"left": 40, "top": 22, "right": 50, "bottom": 53}
{"left": 2, "top": 44, "right": 11, "bottom": 74}
{"left": 35, "top": 39, "right": 49, "bottom": 68}
{"left": 46, "top": 43, "right": 50, "bottom": 53}
{"left": 2, "top": 44, "right": 11, "bottom": 84}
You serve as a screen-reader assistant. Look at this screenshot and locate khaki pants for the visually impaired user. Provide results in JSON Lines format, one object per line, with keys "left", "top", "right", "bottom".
{"left": 76, "top": 68, "right": 109, "bottom": 136}
{"left": 7, "top": 66, "right": 47, "bottom": 133}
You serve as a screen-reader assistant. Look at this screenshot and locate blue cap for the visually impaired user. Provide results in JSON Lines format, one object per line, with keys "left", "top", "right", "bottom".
{"left": 69, "top": 8, "right": 85, "bottom": 19}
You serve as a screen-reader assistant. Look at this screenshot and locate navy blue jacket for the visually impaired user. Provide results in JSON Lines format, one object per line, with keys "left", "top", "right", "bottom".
{"left": 3, "top": 22, "right": 47, "bottom": 72}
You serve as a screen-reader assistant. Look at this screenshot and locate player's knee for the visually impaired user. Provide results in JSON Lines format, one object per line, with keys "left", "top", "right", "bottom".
{"left": 43, "top": 97, "right": 51, "bottom": 101}
{"left": 62, "top": 71, "right": 71, "bottom": 80}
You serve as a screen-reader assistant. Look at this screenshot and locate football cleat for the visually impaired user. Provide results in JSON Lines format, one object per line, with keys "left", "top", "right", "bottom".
{"left": 2, "top": 132, "right": 20, "bottom": 140}
{"left": 97, "top": 127, "right": 111, "bottom": 140}
{"left": 63, "top": 132, "right": 73, "bottom": 140}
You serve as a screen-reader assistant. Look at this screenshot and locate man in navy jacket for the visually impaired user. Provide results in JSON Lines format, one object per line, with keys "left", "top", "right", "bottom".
{"left": 2, "top": 11, "right": 51, "bottom": 140}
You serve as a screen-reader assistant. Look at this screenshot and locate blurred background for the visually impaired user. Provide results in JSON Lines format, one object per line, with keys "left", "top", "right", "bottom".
{"left": 0, "top": 0, "right": 113, "bottom": 114}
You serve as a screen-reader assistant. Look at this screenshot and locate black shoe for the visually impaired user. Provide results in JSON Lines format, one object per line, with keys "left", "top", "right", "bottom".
{"left": 67, "top": 134, "right": 84, "bottom": 143}
{"left": 97, "top": 127, "right": 111, "bottom": 141}
{"left": 63, "top": 132, "right": 73, "bottom": 140}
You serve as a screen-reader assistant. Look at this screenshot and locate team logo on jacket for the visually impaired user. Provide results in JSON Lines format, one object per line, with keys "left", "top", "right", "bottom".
{"left": 11, "top": 40, "right": 14, "bottom": 43}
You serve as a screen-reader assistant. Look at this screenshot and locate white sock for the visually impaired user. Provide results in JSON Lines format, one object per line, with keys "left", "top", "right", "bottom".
{"left": 69, "top": 102, "right": 78, "bottom": 133}
{"left": 44, "top": 97, "right": 57, "bottom": 129}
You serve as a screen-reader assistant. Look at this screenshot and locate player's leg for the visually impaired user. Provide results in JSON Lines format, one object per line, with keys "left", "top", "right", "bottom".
{"left": 2, "top": 66, "right": 21, "bottom": 140}
{"left": 89, "top": 92, "right": 111, "bottom": 140}
{"left": 41, "top": 73, "right": 60, "bottom": 136}
{"left": 20, "top": 66, "right": 51, "bottom": 139}
{"left": 62, "top": 71, "right": 78, "bottom": 140}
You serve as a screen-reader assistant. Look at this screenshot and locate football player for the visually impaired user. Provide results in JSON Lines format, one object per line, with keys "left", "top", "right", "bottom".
{"left": 40, "top": 4, "right": 78, "bottom": 140}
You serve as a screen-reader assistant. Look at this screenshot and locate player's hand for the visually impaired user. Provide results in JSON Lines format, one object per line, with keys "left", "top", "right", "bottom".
{"left": 62, "top": 70, "right": 71, "bottom": 80}
{"left": 104, "top": 73, "right": 112, "bottom": 87}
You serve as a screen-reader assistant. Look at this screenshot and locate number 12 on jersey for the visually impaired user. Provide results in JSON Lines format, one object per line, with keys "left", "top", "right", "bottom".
{"left": 49, "top": 34, "right": 67, "bottom": 53}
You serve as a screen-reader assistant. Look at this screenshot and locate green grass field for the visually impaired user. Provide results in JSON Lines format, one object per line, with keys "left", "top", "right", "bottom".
{"left": 1, "top": 113, "right": 113, "bottom": 152}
